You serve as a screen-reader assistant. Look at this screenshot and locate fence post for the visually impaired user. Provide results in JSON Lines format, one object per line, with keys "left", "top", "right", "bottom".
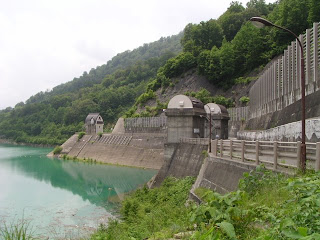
{"left": 220, "top": 139, "right": 223, "bottom": 157}
{"left": 230, "top": 139, "right": 233, "bottom": 159}
{"left": 315, "top": 142, "right": 320, "bottom": 171}
{"left": 313, "top": 23, "right": 318, "bottom": 92}
{"left": 273, "top": 141, "right": 278, "bottom": 170}
{"left": 255, "top": 140, "right": 259, "bottom": 165}
{"left": 297, "top": 141, "right": 302, "bottom": 169}
{"left": 213, "top": 139, "right": 218, "bottom": 156}
{"left": 241, "top": 140, "right": 245, "bottom": 162}
{"left": 306, "top": 28, "right": 311, "bottom": 87}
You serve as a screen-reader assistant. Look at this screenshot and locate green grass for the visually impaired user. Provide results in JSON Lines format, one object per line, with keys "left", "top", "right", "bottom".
{"left": 0, "top": 221, "right": 36, "bottom": 240}
{"left": 90, "top": 177, "right": 195, "bottom": 240}
{"left": 90, "top": 167, "right": 320, "bottom": 240}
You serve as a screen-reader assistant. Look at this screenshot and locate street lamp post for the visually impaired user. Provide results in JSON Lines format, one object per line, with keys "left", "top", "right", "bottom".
{"left": 250, "top": 17, "right": 306, "bottom": 172}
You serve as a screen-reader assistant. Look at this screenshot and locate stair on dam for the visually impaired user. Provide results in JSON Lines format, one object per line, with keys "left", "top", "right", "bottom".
{"left": 97, "top": 134, "right": 132, "bottom": 145}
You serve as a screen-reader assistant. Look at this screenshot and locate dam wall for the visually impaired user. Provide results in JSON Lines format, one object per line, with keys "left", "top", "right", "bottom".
{"left": 189, "top": 154, "right": 257, "bottom": 201}
{"left": 150, "top": 142, "right": 208, "bottom": 187}
{"left": 53, "top": 133, "right": 165, "bottom": 170}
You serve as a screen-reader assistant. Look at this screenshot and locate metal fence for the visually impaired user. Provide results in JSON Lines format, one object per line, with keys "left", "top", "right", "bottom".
{"left": 211, "top": 139, "right": 320, "bottom": 171}
{"left": 249, "top": 22, "right": 320, "bottom": 119}
{"left": 124, "top": 116, "right": 167, "bottom": 133}
{"left": 228, "top": 107, "right": 249, "bottom": 121}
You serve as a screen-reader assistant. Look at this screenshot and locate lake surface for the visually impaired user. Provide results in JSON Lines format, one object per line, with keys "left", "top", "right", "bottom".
{"left": 0, "top": 144, "right": 157, "bottom": 239}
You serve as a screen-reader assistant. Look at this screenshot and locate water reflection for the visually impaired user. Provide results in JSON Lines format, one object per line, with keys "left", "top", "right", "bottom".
{"left": 0, "top": 144, "right": 157, "bottom": 238}
{"left": 0, "top": 144, "right": 156, "bottom": 210}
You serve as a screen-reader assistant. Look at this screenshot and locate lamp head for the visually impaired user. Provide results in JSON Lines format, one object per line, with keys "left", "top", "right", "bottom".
{"left": 250, "top": 17, "right": 274, "bottom": 28}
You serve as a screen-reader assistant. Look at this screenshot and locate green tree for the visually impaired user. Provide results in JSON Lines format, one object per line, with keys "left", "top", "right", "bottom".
{"left": 268, "top": 0, "right": 310, "bottom": 55}
{"left": 308, "top": 0, "right": 320, "bottom": 25}
{"left": 232, "top": 22, "right": 272, "bottom": 74}
{"left": 181, "top": 20, "right": 224, "bottom": 53}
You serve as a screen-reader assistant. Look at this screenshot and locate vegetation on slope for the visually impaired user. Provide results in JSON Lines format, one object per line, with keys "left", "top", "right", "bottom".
{"left": 125, "top": 0, "right": 320, "bottom": 117}
{"left": 91, "top": 168, "right": 320, "bottom": 240}
{"left": 90, "top": 177, "right": 195, "bottom": 240}
{"left": 0, "top": 36, "right": 181, "bottom": 145}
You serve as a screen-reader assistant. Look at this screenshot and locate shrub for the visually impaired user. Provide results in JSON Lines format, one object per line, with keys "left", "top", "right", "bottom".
{"left": 146, "top": 78, "right": 161, "bottom": 92}
{"left": 235, "top": 76, "right": 256, "bottom": 84}
{"left": 239, "top": 96, "right": 250, "bottom": 105}
{"left": 135, "top": 90, "right": 156, "bottom": 106}
{"left": 162, "top": 52, "right": 197, "bottom": 78}
{"left": 78, "top": 132, "right": 85, "bottom": 140}
{"left": 52, "top": 146, "right": 62, "bottom": 155}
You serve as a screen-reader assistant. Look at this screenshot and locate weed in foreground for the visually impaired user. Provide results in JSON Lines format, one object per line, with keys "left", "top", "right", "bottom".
{"left": 0, "top": 220, "right": 36, "bottom": 240}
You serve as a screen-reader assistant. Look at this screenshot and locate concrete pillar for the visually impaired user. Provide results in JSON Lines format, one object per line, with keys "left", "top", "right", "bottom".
{"left": 288, "top": 46, "right": 292, "bottom": 94}
{"left": 255, "top": 140, "right": 259, "bottom": 165}
{"left": 230, "top": 139, "right": 233, "bottom": 159}
{"left": 220, "top": 139, "right": 223, "bottom": 157}
{"left": 292, "top": 41, "right": 296, "bottom": 92}
{"left": 273, "top": 141, "right": 278, "bottom": 170}
{"left": 241, "top": 140, "right": 245, "bottom": 162}
{"left": 297, "top": 141, "right": 302, "bottom": 169}
{"left": 315, "top": 142, "right": 320, "bottom": 171}
{"left": 313, "top": 23, "right": 319, "bottom": 91}
{"left": 306, "top": 29, "right": 311, "bottom": 87}
{"left": 283, "top": 51, "right": 288, "bottom": 96}
{"left": 213, "top": 139, "right": 218, "bottom": 156}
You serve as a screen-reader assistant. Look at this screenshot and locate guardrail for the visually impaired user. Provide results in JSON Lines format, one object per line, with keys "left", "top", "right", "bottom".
{"left": 211, "top": 139, "right": 320, "bottom": 171}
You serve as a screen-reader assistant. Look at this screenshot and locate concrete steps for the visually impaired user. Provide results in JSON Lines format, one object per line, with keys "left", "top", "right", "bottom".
{"left": 96, "top": 134, "right": 132, "bottom": 145}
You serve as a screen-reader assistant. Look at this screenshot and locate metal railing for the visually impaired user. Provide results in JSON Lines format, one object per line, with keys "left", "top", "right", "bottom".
{"left": 211, "top": 139, "right": 320, "bottom": 171}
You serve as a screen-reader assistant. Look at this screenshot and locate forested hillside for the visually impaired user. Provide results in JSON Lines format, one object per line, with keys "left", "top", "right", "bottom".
{"left": 0, "top": 0, "right": 319, "bottom": 145}
{"left": 125, "top": 0, "right": 320, "bottom": 118}
{"left": 0, "top": 34, "right": 182, "bottom": 145}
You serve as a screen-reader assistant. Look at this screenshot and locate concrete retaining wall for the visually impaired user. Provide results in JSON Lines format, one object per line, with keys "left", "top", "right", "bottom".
{"left": 191, "top": 155, "right": 257, "bottom": 195}
{"left": 247, "top": 89, "right": 320, "bottom": 131}
{"left": 238, "top": 118, "right": 320, "bottom": 142}
{"left": 228, "top": 120, "right": 246, "bottom": 138}
{"left": 150, "top": 142, "right": 208, "bottom": 187}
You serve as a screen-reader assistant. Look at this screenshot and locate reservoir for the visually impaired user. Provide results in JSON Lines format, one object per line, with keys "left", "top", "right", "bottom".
{"left": 0, "top": 144, "right": 157, "bottom": 239}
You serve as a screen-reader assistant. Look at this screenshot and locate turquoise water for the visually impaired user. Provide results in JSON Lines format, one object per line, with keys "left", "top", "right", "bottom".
{"left": 0, "top": 144, "right": 157, "bottom": 239}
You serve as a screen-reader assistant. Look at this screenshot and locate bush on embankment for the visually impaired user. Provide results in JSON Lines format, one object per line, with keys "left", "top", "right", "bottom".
{"left": 90, "top": 177, "right": 195, "bottom": 240}
{"left": 52, "top": 146, "right": 62, "bottom": 155}
{"left": 91, "top": 167, "right": 320, "bottom": 240}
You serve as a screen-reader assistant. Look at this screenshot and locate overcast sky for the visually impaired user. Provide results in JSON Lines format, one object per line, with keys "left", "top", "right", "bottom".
{"left": 0, "top": 0, "right": 276, "bottom": 110}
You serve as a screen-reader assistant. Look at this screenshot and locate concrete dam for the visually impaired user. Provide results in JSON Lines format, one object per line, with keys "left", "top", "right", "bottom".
{"left": 51, "top": 95, "right": 253, "bottom": 195}
{"left": 52, "top": 132, "right": 166, "bottom": 170}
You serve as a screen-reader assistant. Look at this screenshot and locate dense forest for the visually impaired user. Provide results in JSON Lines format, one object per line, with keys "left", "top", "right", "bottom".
{"left": 0, "top": 0, "right": 319, "bottom": 145}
